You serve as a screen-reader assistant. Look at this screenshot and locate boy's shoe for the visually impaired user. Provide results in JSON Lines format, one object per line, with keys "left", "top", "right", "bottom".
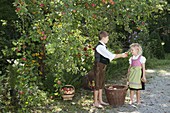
{"left": 93, "top": 103, "right": 103, "bottom": 108}
{"left": 100, "top": 102, "right": 109, "bottom": 106}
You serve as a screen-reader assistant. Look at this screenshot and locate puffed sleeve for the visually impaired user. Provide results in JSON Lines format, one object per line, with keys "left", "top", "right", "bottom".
{"left": 140, "top": 56, "right": 146, "bottom": 64}
{"left": 129, "top": 57, "right": 132, "bottom": 64}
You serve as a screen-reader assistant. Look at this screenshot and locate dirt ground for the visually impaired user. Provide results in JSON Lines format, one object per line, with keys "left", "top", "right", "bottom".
{"left": 52, "top": 66, "right": 170, "bottom": 113}
{"left": 89, "top": 67, "right": 170, "bottom": 113}
{"left": 112, "top": 68, "right": 170, "bottom": 113}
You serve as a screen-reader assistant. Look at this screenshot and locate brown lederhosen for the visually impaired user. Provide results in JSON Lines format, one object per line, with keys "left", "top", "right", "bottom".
{"left": 94, "top": 62, "right": 107, "bottom": 90}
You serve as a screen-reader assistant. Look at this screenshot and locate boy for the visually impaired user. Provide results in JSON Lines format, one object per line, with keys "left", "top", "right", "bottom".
{"left": 93, "top": 31, "right": 127, "bottom": 108}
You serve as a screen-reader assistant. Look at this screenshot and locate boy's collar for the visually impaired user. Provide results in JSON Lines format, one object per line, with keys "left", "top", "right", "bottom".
{"left": 99, "top": 41, "right": 106, "bottom": 46}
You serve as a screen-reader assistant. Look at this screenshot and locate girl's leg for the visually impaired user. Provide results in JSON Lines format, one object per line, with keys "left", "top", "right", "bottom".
{"left": 136, "top": 90, "right": 141, "bottom": 104}
{"left": 130, "top": 90, "right": 134, "bottom": 104}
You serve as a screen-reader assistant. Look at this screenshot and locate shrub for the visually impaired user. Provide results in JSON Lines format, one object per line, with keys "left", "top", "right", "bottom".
{"left": 148, "top": 31, "right": 165, "bottom": 59}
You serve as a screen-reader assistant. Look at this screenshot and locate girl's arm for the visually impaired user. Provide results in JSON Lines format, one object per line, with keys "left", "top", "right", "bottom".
{"left": 141, "top": 63, "right": 147, "bottom": 82}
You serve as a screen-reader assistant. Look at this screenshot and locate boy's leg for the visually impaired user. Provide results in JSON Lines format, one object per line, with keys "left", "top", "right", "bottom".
{"left": 93, "top": 90, "right": 103, "bottom": 108}
{"left": 98, "top": 89, "right": 109, "bottom": 105}
{"left": 136, "top": 90, "right": 141, "bottom": 104}
{"left": 94, "top": 90, "right": 99, "bottom": 104}
{"left": 98, "top": 63, "right": 108, "bottom": 105}
{"left": 130, "top": 90, "right": 134, "bottom": 104}
{"left": 93, "top": 62, "right": 103, "bottom": 108}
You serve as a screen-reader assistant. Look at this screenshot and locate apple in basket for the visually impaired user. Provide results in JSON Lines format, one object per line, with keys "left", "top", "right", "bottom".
{"left": 108, "top": 86, "right": 117, "bottom": 90}
{"left": 62, "top": 87, "right": 74, "bottom": 94}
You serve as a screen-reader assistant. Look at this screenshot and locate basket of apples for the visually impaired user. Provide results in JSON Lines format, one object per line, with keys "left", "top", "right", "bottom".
{"left": 60, "top": 85, "right": 75, "bottom": 100}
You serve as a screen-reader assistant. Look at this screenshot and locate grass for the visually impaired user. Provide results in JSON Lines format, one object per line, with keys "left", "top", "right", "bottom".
{"left": 146, "top": 53, "right": 170, "bottom": 69}
{"left": 32, "top": 89, "right": 113, "bottom": 113}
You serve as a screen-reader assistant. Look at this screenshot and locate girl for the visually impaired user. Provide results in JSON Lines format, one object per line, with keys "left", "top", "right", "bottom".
{"left": 127, "top": 43, "right": 146, "bottom": 105}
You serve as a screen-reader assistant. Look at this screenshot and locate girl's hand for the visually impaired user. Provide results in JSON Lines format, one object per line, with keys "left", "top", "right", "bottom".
{"left": 127, "top": 69, "right": 130, "bottom": 76}
{"left": 141, "top": 76, "right": 147, "bottom": 83}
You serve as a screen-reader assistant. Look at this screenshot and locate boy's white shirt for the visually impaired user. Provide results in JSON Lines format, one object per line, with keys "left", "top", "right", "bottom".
{"left": 96, "top": 41, "right": 116, "bottom": 61}
{"left": 129, "top": 55, "right": 146, "bottom": 64}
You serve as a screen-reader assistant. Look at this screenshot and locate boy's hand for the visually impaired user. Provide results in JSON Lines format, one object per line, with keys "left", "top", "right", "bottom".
{"left": 122, "top": 53, "right": 128, "bottom": 58}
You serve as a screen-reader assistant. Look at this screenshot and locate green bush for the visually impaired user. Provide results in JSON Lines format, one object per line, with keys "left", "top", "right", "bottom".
{"left": 148, "top": 31, "right": 165, "bottom": 59}
{"left": 146, "top": 53, "right": 170, "bottom": 69}
{"left": 0, "top": 0, "right": 168, "bottom": 111}
{"left": 163, "top": 35, "right": 170, "bottom": 53}
{"left": 106, "top": 58, "right": 129, "bottom": 81}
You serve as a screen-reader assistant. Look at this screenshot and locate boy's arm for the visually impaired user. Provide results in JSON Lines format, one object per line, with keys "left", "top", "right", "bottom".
{"left": 96, "top": 45, "right": 128, "bottom": 61}
{"left": 114, "top": 53, "right": 127, "bottom": 59}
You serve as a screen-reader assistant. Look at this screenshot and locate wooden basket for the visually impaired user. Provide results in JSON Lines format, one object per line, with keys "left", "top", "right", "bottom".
{"left": 105, "top": 84, "right": 128, "bottom": 107}
{"left": 60, "top": 85, "right": 75, "bottom": 100}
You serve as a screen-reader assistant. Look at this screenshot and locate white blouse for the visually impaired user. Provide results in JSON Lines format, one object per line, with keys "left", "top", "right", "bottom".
{"left": 129, "top": 55, "right": 146, "bottom": 64}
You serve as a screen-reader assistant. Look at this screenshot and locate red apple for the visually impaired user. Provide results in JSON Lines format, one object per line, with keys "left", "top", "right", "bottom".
{"left": 42, "top": 31, "right": 45, "bottom": 35}
{"left": 109, "top": 0, "right": 115, "bottom": 5}
{"left": 85, "top": 3, "right": 89, "bottom": 9}
{"left": 125, "top": 52, "right": 129, "bottom": 57}
{"left": 22, "top": 57, "right": 26, "bottom": 61}
{"left": 16, "top": 48, "right": 20, "bottom": 52}
{"left": 40, "top": 37, "right": 44, "bottom": 40}
{"left": 92, "top": 14, "right": 97, "bottom": 19}
{"left": 43, "top": 36, "right": 47, "bottom": 40}
{"left": 50, "top": 96, "right": 53, "bottom": 99}
{"left": 19, "top": 91, "right": 24, "bottom": 95}
{"left": 64, "top": 4, "right": 69, "bottom": 8}
{"left": 142, "top": 22, "right": 145, "bottom": 25}
{"left": 61, "top": 12, "right": 66, "bottom": 15}
{"left": 72, "top": 10, "right": 76, "bottom": 13}
{"left": 40, "top": 3, "right": 44, "bottom": 7}
{"left": 91, "top": 3, "right": 96, "bottom": 7}
{"left": 85, "top": 54, "right": 89, "bottom": 57}
{"left": 16, "top": 7, "right": 21, "bottom": 12}
{"left": 137, "top": 27, "right": 141, "bottom": 30}
{"left": 57, "top": 80, "right": 61, "bottom": 85}
{"left": 83, "top": 47, "right": 87, "bottom": 51}
{"left": 102, "top": 0, "right": 106, "bottom": 4}
{"left": 77, "top": 53, "right": 81, "bottom": 58}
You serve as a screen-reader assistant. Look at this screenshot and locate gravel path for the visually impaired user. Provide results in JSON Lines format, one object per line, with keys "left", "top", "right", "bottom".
{"left": 107, "top": 68, "right": 170, "bottom": 113}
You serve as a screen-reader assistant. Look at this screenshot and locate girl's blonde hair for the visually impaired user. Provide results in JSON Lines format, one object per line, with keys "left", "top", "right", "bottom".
{"left": 130, "top": 43, "right": 143, "bottom": 55}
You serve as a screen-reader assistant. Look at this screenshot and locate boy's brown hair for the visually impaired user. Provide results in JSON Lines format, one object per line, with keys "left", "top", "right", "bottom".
{"left": 99, "top": 31, "right": 108, "bottom": 40}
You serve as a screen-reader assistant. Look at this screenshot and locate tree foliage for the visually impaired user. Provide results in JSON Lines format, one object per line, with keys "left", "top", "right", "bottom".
{"left": 0, "top": 0, "right": 169, "bottom": 112}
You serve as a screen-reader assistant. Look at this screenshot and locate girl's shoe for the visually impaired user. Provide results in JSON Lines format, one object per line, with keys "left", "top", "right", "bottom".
{"left": 129, "top": 101, "right": 133, "bottom": 105}
{"left": 137, "top": 101, "right": 141, "bottom": 105}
